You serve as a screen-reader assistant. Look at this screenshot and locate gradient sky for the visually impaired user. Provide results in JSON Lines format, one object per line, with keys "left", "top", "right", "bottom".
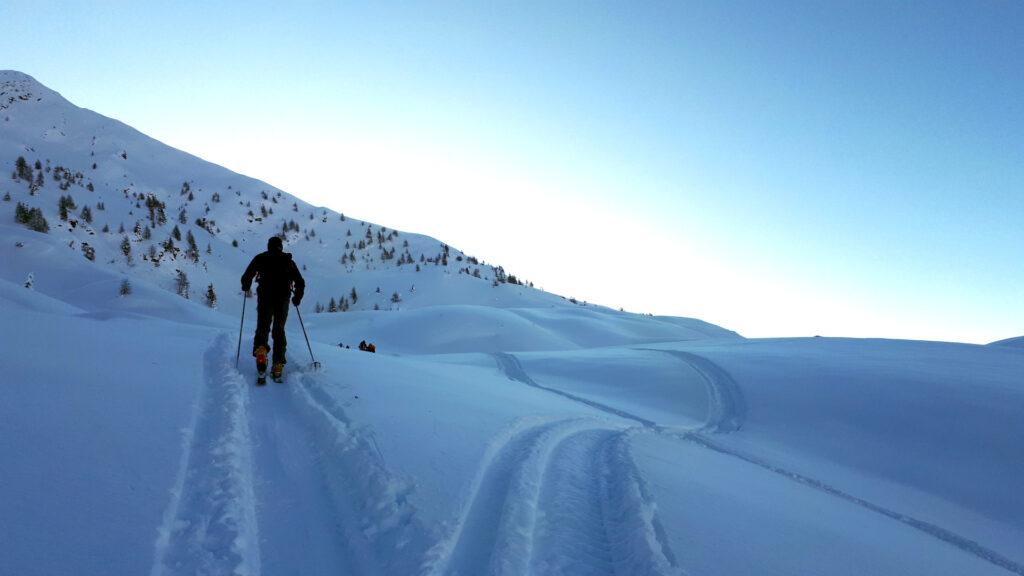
{"left": 3, "top": 1, "right": 1022, "bottom": 343}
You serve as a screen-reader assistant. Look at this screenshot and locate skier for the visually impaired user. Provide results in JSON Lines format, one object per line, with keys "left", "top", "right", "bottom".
{"left": 241, "top": 236, "right": 305, "bottom": 383}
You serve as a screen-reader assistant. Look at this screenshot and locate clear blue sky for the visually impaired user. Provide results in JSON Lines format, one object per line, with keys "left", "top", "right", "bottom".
{"left": 3, "top": 1, "right": 1021, "bottom": 343}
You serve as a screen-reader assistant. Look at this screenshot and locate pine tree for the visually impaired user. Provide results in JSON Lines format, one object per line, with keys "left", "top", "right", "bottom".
{"left": 119, "top": 279, "right": 132, "bottom": 296}
{"left": 145, "top": 194, "right": 167, "bottom": 226}
{"left": 15, "top": 202, "right": 28, "bottom": 223}
{"left": 121, "top": 236, "right": 132, "bottom": 263}
{"left": 80, "top": 205, "right": 93, "bottom": 224}
{"left": 328, "top": 297, "right": 338, "bottom": 313}
{"left": 350, "top": 287, "right": 358, "bottom": 303}
{"left": 205, "top": 284, "right": 217, "bottom": 308}
{"left": 175, "top": 270, "right": 190, "bottom": 299}
{"left": 185, "top": 230, "right": 199, "bottom": 262}
{"left": 15, "top": 157, "right": 31, "bottom": 181}
{"left": 16, "top": 203, "right": 48, "bottom": 232}
{"left": 24, "top": 272, "right": 34, "bottom": 290}
{"left": 27, "top": 209, "right": 48, "bottom": 233}
{"left": 58, "top": 195, "right": 76, "bottom": 221}
{"left": 172, "top": 225, "right": 181, "bottom": 241}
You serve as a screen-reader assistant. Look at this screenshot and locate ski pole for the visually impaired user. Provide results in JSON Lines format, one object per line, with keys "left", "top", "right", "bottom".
{"left": 236, "top": 292, "right": 247, "bottom": 368}
{"left": 294, "top": 303, "right": 320, "bottom": 370}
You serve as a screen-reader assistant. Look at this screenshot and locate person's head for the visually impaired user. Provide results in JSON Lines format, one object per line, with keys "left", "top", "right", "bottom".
{"left": 267, "top": 236, "right": 284, "bottom": 252}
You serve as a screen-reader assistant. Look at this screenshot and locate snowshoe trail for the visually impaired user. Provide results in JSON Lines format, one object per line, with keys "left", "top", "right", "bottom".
{"left": 150, "top": 334, "right": 261, "bottom": 576}
{"left": 428, "top": 419, "right": 681, "bottom": 576}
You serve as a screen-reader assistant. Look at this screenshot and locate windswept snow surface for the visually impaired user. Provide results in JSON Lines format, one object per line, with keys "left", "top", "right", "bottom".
{"left": 990, "top": 335, "right": 1024, "bottom": 348}
{"left": 3, "top": 70, "right": 1024, "bottom": 575}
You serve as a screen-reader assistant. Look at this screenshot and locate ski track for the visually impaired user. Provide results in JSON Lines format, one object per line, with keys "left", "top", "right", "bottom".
{"left": 492, "top": 352, "right": 661, "bottom": 430}
{"left": 679, "top": 433, "right": 1024, "bottom": 575}
{"left": 426, "top": 418, "right": 682, "bottom": 576}
{"left": 150, "top": 334, "right": 261, "bottom": 576}
{"left": 641, "top": 349, "right": 746, "bottom": 433}
{"left": 248, "top": 367, "right": 357, "bottom": 576}
{"left": 149, "top": 342, "right": 1022, "bottom": 576}
{"left": 497, "top": 349, "right": 1024, "bottom": 575}
{"left": 287, "top": 364, "right": 433, "bottom": 575}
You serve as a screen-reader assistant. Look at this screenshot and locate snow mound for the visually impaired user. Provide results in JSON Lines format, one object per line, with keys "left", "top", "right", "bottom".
{"left": 989, "top": 335, "right": 1024, "bottom": 348}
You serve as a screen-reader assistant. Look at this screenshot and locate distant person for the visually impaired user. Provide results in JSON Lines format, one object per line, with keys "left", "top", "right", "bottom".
{"left": 241, "top": 236, "right": 305, "bottom": 383}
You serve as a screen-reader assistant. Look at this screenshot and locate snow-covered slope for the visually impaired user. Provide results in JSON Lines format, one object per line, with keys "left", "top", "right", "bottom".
{"left": 0, "top": 69, "right": 736, "bottom": 348}
{"left": 3, "top": 70, "right": 1022, "bottom": 576}
{"left": 990, "top": 335, "right": 1024, "bottom": 348}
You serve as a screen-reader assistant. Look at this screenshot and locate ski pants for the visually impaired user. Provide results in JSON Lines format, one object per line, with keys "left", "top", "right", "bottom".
{"left": 254, "top": 296, "right": 289, "bottom": 364}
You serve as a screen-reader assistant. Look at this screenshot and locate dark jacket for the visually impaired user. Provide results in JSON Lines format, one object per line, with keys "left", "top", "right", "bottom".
{"left": 241, "top": 250, "right": 305, "bottom": 303}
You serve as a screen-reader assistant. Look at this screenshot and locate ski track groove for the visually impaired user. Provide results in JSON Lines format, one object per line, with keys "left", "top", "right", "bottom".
{"left": 497, "top": 349, "right": 1024, "bottom": 576}
{"left": 678, "top": 432, "right": 1024, "bottom": 575}
{"left": 248, "top": 363, "right": 357, "bottom": 576}
{"left": 150, "top": 333, "right": 261, "bottom": 576}
{"left": 641, "top": 349, "right": 746, "bottom": 433}
{"left": 493, "top": 352, "right": 661, "bottom": 430}
{"left": 426, "top": 418, "right": 682, "bottom": 576}
{"left": 286, "top": 363, "right": 432, "bottom": 576}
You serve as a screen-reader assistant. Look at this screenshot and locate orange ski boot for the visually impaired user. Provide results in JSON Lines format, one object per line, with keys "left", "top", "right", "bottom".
{"left": 255, "top": 346, "right": 269, "bottom": 385}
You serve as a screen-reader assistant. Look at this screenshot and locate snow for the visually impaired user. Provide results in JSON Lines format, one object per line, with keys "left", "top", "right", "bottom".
{"left": 2, "top": 69, "right": 1023, "bottom": 575}
{"left": 990, "top": 335, "right": 1024, "bottom": 348}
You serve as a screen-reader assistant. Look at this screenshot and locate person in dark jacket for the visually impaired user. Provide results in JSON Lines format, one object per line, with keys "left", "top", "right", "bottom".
{"left": 241, "top": 236, "right": 305, "bottom": 380}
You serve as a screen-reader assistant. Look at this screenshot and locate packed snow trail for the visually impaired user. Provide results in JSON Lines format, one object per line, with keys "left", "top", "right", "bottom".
{"left": 287, "top": 365, "right": 433, "bottom": 575}
{"left": 426, "top": 418, "right": 681, "bottom": 576}
{"left": 531, "top": 428, "right": 682, "bottom": 576}
{"left": 150, "top": 334, "right": 260, "bottom": 576}
{"left": 248, "top": 375, "right": 358, "bottom": 576}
